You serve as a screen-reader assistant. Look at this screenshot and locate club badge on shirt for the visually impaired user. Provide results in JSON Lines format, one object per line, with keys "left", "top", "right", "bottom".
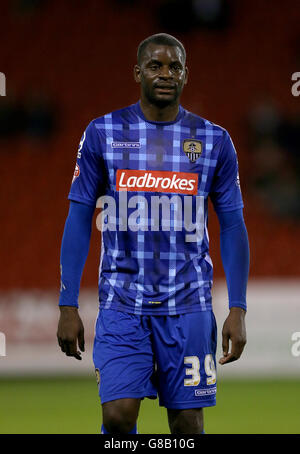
{"left": 183, "top": 139, "right": 203, "bottom": 163}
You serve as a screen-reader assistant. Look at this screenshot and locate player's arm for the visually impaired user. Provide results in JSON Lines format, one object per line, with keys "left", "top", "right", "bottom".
{"left": 216, "top": 208, "right": 249, "bottom": 365}
{"left": 57, "top": 200, "right": 94, "bottom": 360}
{"left": 210, "top": 130, "right": 250, "bottom": 365}
{"left": 57, "top": 121, "right": 106, "bottom": 360}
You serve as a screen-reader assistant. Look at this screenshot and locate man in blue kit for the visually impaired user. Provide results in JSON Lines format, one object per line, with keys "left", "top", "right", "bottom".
{"left": 57, "top": 33, "right": 249, "bottom": 434}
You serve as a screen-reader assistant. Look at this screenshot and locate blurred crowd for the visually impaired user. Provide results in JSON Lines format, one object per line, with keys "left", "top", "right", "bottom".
{"left": 0, "top": 88, "right": 57, "bottom": 142}
{"left": 157, "top": 0, "right": 231, "bottom": 33}
{"left": 1, "top": 0, "right": 299, "bottom": 223}
{"left": 247, "top": 98, "right": 300, "bottom": 221}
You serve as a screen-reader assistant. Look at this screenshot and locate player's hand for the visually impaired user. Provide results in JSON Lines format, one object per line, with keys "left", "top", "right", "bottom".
{"left": 219, "top": 307, "right": 246, "bottom": 365}
{"left": 57, "top": 306, "right": 85, "bottom": 360}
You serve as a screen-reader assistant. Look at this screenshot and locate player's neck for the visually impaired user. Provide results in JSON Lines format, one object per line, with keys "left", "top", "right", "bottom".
{"left": 139, "top": 98, "right": 180, "bottom": 122}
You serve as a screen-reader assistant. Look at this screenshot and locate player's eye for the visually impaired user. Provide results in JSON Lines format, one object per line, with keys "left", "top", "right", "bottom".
{"left": 149, "top": 64, "right": 159, "bottom": 71}
{"left": 171, "top": 65, "right": 182, "bottom": 72}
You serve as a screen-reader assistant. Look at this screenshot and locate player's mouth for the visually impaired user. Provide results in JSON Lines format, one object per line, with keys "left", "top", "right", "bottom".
{"left": 154, "top": 83, "right": 176, "bottom": 91}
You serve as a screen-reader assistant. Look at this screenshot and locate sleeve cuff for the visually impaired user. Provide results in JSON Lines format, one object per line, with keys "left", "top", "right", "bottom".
{"left": 58, "top": 302, "right": 79, "bottom": 307}
{"left": 229, "top": 301, "right": 247, "bottom": 311}
{"left": 58, "top": 295, "right": 79, "bottom": 308}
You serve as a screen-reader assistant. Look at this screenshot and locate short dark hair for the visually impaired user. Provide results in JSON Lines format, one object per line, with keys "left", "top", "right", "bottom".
{"left": 137, "top": 33, "right": 186, "bottom": 65}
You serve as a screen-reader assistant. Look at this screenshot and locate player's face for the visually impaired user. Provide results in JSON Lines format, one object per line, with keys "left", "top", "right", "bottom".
{"left": 134, "top": 44, "right": 188, "bottom": 106}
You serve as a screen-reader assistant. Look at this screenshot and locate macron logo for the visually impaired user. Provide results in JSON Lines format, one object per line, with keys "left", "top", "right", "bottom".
{"left": 116, "top": 169, "right": 198, "bottom": 195}
{"left": 112, "top": 142, "right": 141, "bottom": 149}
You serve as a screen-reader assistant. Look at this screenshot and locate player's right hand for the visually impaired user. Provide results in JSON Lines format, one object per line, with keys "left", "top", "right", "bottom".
{"left": 57, "top": 306, "right": 85, "bottom": 360}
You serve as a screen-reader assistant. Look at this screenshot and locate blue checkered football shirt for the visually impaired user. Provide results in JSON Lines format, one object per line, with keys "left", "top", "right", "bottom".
{"left": 68, "top": 101, "right": 243, "bottom": 315}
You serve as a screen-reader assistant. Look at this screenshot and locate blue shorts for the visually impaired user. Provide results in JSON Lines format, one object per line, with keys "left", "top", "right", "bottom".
{"left": 93, "top": 308, "right": 217, "bottom": 409}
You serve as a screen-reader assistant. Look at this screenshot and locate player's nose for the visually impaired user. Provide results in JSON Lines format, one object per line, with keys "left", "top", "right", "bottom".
{"left": 159, "top": 65, "right": 173, "bottom": 79}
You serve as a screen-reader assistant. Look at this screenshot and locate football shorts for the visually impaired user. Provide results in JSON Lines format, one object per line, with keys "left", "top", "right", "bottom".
{"left": 93, "top": 308, "right": 217, "bottom": 409}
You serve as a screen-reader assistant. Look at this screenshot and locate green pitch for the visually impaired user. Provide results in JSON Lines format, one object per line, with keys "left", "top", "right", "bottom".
{"left": 0, "top": 376, "right": 299, "bottom": 434}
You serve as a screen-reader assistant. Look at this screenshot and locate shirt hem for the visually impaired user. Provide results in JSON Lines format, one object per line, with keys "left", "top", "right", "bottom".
{"left": 98, "top": 303, "right": 213, "bottom": 316}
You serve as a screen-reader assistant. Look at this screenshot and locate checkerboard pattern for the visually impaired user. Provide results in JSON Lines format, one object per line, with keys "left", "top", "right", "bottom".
{"left": 69, "top": 102, "right": 243, "bottom": 315}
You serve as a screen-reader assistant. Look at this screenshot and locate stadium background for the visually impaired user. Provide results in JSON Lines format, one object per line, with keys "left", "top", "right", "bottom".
{"left": 0, "top": 0, "right": 299, "bottom": 433}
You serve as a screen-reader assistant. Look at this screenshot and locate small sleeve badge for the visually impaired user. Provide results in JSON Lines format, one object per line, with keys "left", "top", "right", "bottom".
{"left": 72, "top": 163, "right": 80, "bottom": 183}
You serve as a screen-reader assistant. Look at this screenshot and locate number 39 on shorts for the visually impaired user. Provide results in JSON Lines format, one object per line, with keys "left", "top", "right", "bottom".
{"left": 184, "top": 354, "right": 216, "bottom": 386}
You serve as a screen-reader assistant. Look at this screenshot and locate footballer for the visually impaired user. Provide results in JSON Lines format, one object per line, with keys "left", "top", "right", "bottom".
{"left": 57, "top": 33, "right": 249, "bottom": 434}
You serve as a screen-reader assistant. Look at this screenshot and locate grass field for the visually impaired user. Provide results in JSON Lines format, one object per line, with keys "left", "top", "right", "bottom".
{"left": 0, "top": 376, "right": 299, "bottom": 434}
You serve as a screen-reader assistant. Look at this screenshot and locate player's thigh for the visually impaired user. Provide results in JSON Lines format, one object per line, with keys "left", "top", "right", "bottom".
{"left": 151, "top": 310, "right": 217, "bottom": 410}
{"left": 93, "top": 309, "right": 157, "bottom": 405}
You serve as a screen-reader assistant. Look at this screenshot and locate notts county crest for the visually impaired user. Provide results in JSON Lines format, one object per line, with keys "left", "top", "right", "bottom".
{"left": 95, "top": 368, "right": 100, "bottom": 387}
{"left": 183, "top": 139, "right": 203, "bottom": 163}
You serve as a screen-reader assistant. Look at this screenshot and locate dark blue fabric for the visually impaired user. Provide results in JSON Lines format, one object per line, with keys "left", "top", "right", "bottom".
{"left": 59, "top": 201, "right": 94, "bottom": 307}
{"left": 216, "top": 208, "right": 249, "bottom": 311}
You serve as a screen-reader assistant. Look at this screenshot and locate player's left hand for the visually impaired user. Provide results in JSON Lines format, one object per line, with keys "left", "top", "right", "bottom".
{"left": 219, "top": 307, "right": 246, "bottom": 365}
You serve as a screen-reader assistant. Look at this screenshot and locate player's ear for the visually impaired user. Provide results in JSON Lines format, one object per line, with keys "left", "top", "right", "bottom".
{"left": 134, "top": 65, "right": 141, "bottom": 83}
{"left": 184, "top": 66, "right": 189, "bottom": 85}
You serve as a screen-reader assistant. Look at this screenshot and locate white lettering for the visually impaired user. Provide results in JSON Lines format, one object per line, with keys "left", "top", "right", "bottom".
{"left": 0, "top": 332, "right": 6, "bottom": 356}
{"left": 118, "top": 171, "right": 127, "bottom": 187}
{"left": 96, "top": 196, "right": 116, "bottom": 231}
{"left": 0, "top": 72, "right": 6, "bottom": 96}
{"left": 291, "top": 332, "right": 300, "bottom": 357}
{"left": 291, "top": 72, "right": 300, "bottom": 97}
{"left": 179, "top": 179, "right": 188, "bottom": 190}
{"left": 136, "top": 174, "right": 147, "bottom": 187}
{"left": 188, "top": 179, "right": 196, "bottom": 191}
{"left": 128, "top": 195, "right": 148, "bottom": 231}
{"left": 170, "top": 174, "right": 180, "bottom": 189}
{"left": 161, "top": 177, "right": 171, "bottom": 189}
{"left": 127, "top": 176, "right": 137, "bottom": 187}
{"left": 94, "top": 194, "right": 205, "bottom": 243}
{"left": 155, "top": 177, "right": 163, "bottom": 188}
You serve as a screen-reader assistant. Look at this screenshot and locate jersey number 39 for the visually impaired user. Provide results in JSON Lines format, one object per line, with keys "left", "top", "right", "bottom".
{"left": 184, "top": 354, "right": 216, "bottom": 386}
